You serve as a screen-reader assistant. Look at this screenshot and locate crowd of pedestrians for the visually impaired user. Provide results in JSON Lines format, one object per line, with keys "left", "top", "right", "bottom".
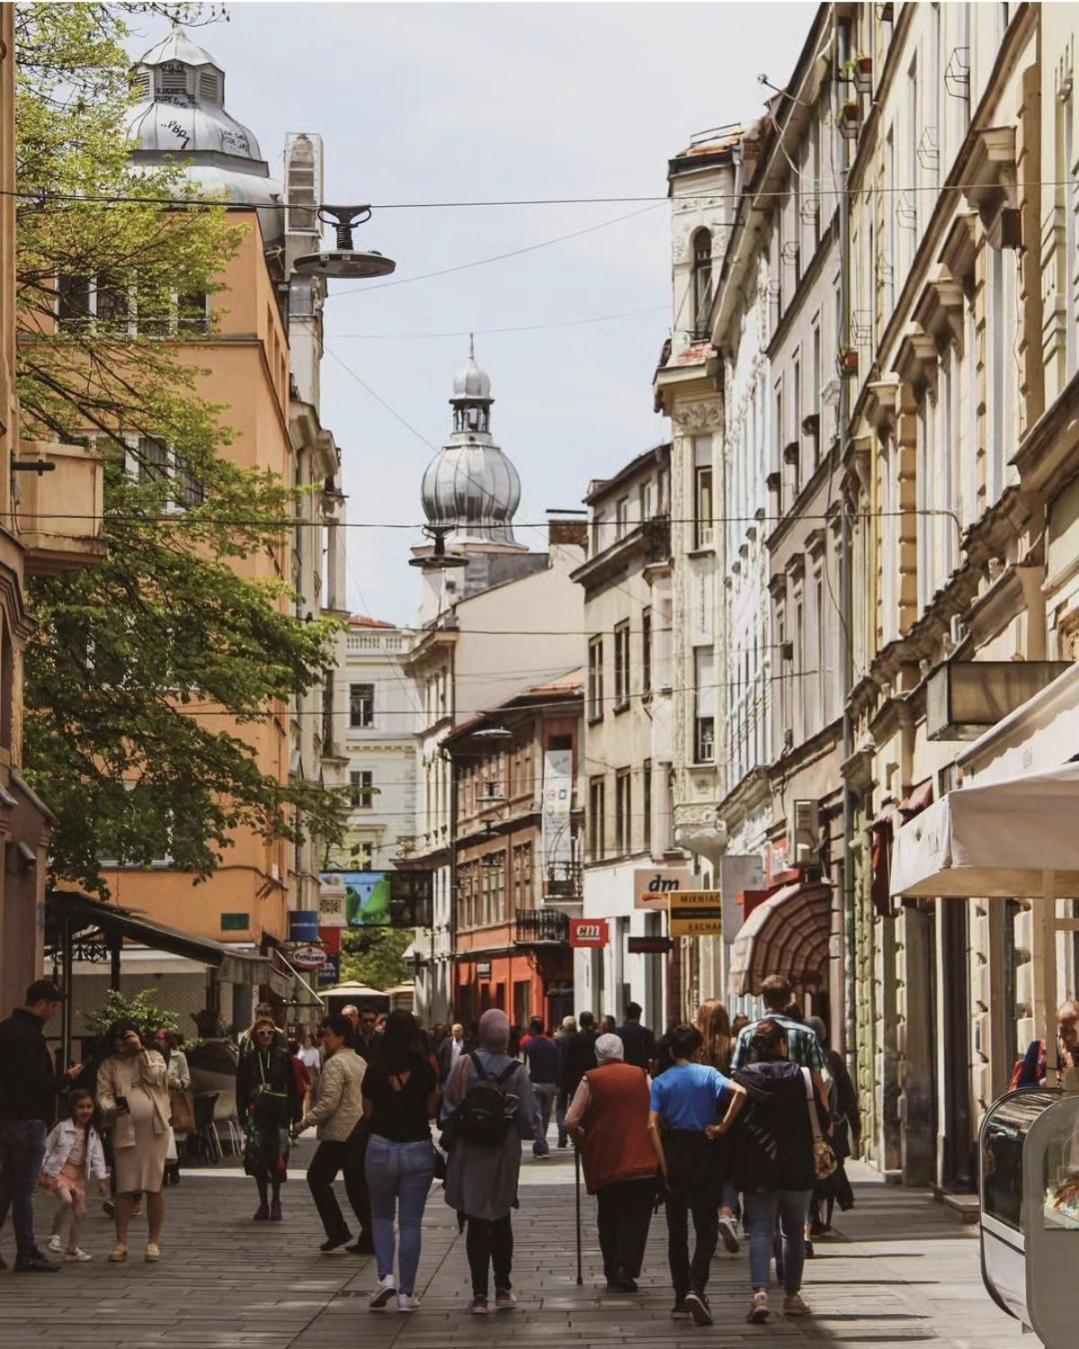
{"left": 0, "top": 973, "right": 872, "bottom": 1327}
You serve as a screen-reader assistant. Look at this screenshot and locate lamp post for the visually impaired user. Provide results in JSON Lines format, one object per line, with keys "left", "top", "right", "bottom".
{"left": 293, "top": 206, "right": 396, "bottom": 280}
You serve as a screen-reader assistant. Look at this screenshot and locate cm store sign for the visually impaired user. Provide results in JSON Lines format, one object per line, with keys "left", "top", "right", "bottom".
{"left": 634, "top": 867, "right": 693, "bottom": 910}
{"left": 569, "top": 918, "right": 609, "bottom": 948}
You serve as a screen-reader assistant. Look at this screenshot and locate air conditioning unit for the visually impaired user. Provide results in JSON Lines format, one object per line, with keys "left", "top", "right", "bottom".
{"left": 790, "top": 798, "right": 820, "bottom": 864}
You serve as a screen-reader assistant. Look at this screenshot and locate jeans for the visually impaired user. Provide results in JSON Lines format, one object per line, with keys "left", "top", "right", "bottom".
{"left": 555, "top": 1093, "right": 568, "bottom": 1147}
{"left": 0, "top": 1119, "right": 47, "bottom": 1256}
{"left": 466, "top": 1214, "right": 513, "bottom": 1298}
{"left": 531, "top": 1083, "right": 557, "bottom": 1156}
{"left": 664, "top": 1133, "right": 719, "bottom": 1297}
{"left": 364, "top": 1136, "right": 435, "bottom": 1296}
{"left": 596, "top": 1177, "right": 654, "bottom": 1280}
{"left": 306, "top": 1133, "right": 371, "bottom": 1240}
{"left": 743, "top": 1188, "right": 812, "bottom": 1293}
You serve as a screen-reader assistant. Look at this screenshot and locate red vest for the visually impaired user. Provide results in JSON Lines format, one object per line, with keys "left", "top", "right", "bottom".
{"left": 580, "top": 1061, "right": 657, "bottom": 1194}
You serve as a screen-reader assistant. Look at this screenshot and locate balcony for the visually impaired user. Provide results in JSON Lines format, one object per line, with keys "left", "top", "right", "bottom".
{"left": 515, "top": 909, "right": 569, "bottom": 946}
{"left": 544, "top": 860, "right": 582, "bottom": 902}
{"left": 17, "top": 439, "right": 106, "bottom": 575}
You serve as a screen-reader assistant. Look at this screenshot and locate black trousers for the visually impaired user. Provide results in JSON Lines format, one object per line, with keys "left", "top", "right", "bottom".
{"left": 466, "top": 1214, "right": 513, "bottom": 1298}
{"left": 596, "top": 1177, "right": 654, "bottom": 1280}
{"left": 664, "top": 1133, "right": 719, "bottom": 1298}
{"left": 305, "top": 1133, "right": 371, "bottom": 1239}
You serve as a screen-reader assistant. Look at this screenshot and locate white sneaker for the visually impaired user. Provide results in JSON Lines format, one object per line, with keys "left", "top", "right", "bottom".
{"left": 47, "top": 1235, "right": 62, "bottom": 1254}
{"left": 397, "top": 1294, "right": 419, "bottom": 1312}
{"left": 65, "top": 1247, "right": 93, "bottom": 1263}
{"left": 718, "top": 1215, "right": 740, "bottom": 1254}
{"left": 369, "top": 1274, "right": 396, "bottom": 1310}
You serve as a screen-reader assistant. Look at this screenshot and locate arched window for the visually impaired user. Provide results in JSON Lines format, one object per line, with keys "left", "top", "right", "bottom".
{"left": 692, "top": 228, "right": 713, "bottom": 336}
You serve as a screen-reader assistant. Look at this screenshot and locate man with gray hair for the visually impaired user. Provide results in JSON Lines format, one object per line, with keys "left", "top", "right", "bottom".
{"left": 565, "top": 1032, "right": 658, "bottom": 1291}
{"left": 553, "top": 1016, "right": 576, "bottom": 1148}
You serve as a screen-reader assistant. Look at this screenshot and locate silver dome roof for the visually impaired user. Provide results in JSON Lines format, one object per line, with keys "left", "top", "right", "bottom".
{"left": 452, "top": 356, "right": 492, "bottom": 402}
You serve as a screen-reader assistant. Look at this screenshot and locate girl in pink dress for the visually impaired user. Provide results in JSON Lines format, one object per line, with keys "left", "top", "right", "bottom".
{"left": 40, "top": 1090, "right": 109, "bottom": 1261}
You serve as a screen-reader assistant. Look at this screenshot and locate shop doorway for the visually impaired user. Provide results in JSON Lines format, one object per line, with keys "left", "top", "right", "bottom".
{"left": 940, "top": 900, "right": 974, "bottom": 1191}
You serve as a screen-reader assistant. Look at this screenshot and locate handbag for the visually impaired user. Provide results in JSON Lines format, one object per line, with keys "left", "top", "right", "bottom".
{"left": 801, "top": 1067, "right": 838, "bottom": 1181}
{"left": 170, "top": 1089, "right": 196, "bottom": 1135}
{"left": 165, "top": 1126, "right": 178, "bottom": 1163}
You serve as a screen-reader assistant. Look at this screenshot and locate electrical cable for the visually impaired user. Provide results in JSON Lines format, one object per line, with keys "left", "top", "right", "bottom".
{"left": 328, "top": 304, "right": 669, "bottom": 339}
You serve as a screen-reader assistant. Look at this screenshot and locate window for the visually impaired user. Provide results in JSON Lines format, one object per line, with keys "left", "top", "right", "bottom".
{"left": 694, "top": 438, "right": 714, "bottom": 549}
{"left": 613, "top": 621, "right": 630, "bottom": 710}
{"left": 641, "top": 607, "right": 653, "bottom": 695}
{"left": 173, "top": 453, "right": 205, "bottom": 509}
{"left": 138, "top": 437, "right": 169, "bottom": 486}
{"left": 816, "top": 576, "right": 826, "bottom": 727}
{"left": 350, "top": 770, "right": 374, "bottom": 810}
{"left": 588, "top": 775, "right": 606, "bottom": 860}
{"left": 694, "top": 646, "right": 716, "bottom": 764}
{"left": 587, "top": 637, "right": 604, "bottom": 722}
{"left": 616, "top": 496, "right": 629, "bottom": 540}
{"left": 692, "top": 228, "right": 712, "bottom": 336}
{"left": 642, "top": 758, "right": 652, "bottom": 855}
{"left": 349, "top": 682, "right": 374, "bottom": 728}
{"left": 592, "top": 511, "right": 607, "bottom": 556}
{"left": 811, "top": 318, "right": 822, "bottom": 469}
{"left": 221, "top": 913, "right": 249, "bottom": 932}
{"left": 616, "top": 769, "right": 632, "bottom": 855}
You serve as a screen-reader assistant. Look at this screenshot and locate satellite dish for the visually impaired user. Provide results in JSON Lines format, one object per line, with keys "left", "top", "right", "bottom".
{"left": 292, "top": 205, "right": 397, "bottom": 280}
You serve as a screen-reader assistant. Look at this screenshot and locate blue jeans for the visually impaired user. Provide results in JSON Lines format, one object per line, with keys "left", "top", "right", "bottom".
{"left": 364, "top": 1135, "right": 435, "bottom": 1296}
{"left": 555, "top": 1094, "right": 568, "bottom": 1146}
{"left": 743, "top": 1188, "right": 811, "bottom": 1293}
{"left": 532, "top": 1083, "right": 557, "bottom": 1156}
{"left": 0, "top": 1119, "right": 47, "bottom": 1256}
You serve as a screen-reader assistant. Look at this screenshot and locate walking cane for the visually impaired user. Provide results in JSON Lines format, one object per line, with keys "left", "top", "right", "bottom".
{"left": 574, "top": 1142, "right": 583, "bottom": 1285}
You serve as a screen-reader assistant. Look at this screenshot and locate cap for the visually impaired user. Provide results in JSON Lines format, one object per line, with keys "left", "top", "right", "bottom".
{"left": 26, "top": 979, "right": 65, "bottom": 1003}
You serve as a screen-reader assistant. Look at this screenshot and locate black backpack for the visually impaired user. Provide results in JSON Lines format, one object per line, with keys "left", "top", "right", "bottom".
{"left": 442, "top": 1051, "right": 520, "bottom": 1148}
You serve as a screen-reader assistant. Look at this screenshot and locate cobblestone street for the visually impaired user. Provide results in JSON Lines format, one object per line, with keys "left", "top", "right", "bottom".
{"left": 0, "top": 1144, "right": 1032, "bottom": 1349}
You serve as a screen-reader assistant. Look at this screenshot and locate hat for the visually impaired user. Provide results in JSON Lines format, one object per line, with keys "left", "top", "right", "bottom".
{"left": 595, "top": 1033, "right": 624, "bottom": 1063}
{"left": 26, "top": 979, "right": 65, "bottom": 1004}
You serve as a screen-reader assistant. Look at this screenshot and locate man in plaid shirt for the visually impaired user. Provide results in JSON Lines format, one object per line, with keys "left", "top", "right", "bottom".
{"left": 730, "top": 975, "right": 831, "bottom": 1088}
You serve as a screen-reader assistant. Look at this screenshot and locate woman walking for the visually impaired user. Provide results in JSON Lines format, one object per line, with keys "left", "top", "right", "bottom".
{"left": 696, "top": 999, "right": 740, "bottom": 1254}
{"left": 237, "top": 1017, "right": 300, "bottom": 1222}
{"left": 729, "top": 1018, "right": 829, "bottom": 1324}
{"left": 362, "top": 1010, "right": 440, "bottom": 1313}
{"left": 442, "top": 1009, "right": 535, "bottom": 1316}
{"left": 96, "top": 1020, "right": 171, "bottom": 1263}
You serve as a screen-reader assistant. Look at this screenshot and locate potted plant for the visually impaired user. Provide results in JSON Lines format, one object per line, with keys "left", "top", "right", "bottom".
{"left": 853, "top": 54, "right": 872, "bottom": 94}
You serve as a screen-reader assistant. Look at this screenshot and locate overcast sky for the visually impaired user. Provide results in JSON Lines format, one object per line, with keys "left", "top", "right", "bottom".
{"left": 132, "top": 2, "right": 809, "bottom": 625}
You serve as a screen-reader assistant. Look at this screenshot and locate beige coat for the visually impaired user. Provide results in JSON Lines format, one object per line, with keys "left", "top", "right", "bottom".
{"left": 298, "top": 1047, "right": 366, "bottom": 1141}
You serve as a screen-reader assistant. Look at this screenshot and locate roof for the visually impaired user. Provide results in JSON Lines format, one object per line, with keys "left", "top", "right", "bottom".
{"left": 584, "top": 443, "right": 670, "bottom": 505}
{"left": 349, "top": 614, "right": 396, "bottom": 630}
{"left": 136, "top": 27, "right": 220, "bottom": 70}
{"left": 523, "top": 669, "right": 585, "bottom": 697}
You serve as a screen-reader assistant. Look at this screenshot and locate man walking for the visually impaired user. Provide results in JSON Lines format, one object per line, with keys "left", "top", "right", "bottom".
{"left": 648, "top": 1023, "right": 746, "bottom": 1326}
{"left": 293, "top": 1013, "right": 371, "bottom": 1253}
{"left": 560, "top": 1011, "right": 598, "bottom": 1112}
{"left": 616, "top": 1002, "right": 656, "bottom": 1072}
{"left": 0, "top": 981, "right": 82, "bottom": 1272}
{"left": 730, "top": 976, "right": 829, "bottom": 1088}
{"left": 553, "top": 1015, "right": 576, "bottom": 1147}
{"left": 566, "top": 1032, "right": 658, "bottom": 1291}
{"left": 437, "top": 1022, "right": 472, "bottom": 1082}
{"left": 522, "top": 1018, "right": 559, "bottom": 1158}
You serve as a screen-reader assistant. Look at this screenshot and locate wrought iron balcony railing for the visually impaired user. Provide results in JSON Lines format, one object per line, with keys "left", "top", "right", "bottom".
{"left": 514, "top": 909, "right": 570, "bottom": 945}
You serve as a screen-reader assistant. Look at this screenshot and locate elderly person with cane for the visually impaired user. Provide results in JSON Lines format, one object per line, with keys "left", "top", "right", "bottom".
{"left": 565, "top": 1032, "right": 658, "bottom": 1292}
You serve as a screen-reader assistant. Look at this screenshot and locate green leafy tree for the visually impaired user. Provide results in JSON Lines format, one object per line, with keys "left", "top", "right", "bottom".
{"left": 340, "top": 927, "right": 413, "bottom": 992}
{"left": 82, "top": 986, "right": 179, "bottom": 1042}
{"left": 15, "top": 4, "right": 346, "bottom": 893}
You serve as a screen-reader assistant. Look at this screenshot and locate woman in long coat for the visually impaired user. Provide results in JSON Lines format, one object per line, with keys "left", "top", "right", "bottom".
{"left": 442, "top": 1009, "right": 534, "bottom": 1315}
{"left": 237, "top": 1017, "right": 300, "bottom": 1221}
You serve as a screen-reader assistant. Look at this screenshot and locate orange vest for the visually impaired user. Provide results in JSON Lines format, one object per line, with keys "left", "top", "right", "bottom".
{"left": 579, "top": 1061, "right": 658, "bottom": 1194}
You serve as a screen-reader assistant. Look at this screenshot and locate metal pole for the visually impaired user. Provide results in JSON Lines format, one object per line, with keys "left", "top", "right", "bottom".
{"left": 574, "top": 1143, "right": 583, "bottom": 1285}
{"left": 60, "top": 914, "right": 72, "bottom": 1069}
{"left": 109, "top": 934, "right": 122, "bottom": 992}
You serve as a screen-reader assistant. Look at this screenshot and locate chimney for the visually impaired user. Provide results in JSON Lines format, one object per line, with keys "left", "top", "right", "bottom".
{"left": 547, "top": 513, "right": 587, "bottom": 548}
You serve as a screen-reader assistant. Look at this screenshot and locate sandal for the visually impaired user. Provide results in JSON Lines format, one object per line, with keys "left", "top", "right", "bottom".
{"left": 108, "top": 1244, "right": 127, "bottom": 1263}
{"left": 145, "top": 1243, "right": 160, "bottom": 1262}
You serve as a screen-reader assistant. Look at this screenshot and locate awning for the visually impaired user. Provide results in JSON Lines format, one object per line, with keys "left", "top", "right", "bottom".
{"left": 890, "top": 761, "right": 1079, "bottom": 898}
{"left": 47, "top": 889, "right": 270, "bottom": 986}
{"left": 727, "top": 881, "right": 832, "bottom": 996}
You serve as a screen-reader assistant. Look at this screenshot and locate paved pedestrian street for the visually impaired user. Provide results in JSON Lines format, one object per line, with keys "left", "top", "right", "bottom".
{"left": 0, "top": 1144, "right": 1031, "bottom": 1349}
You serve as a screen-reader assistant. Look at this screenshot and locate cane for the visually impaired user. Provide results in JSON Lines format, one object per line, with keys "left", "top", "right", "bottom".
{"left": 574, "top": 1142, "right": 583, "bottom": 1286}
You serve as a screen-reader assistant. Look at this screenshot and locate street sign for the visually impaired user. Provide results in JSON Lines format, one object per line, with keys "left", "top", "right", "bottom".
{"left": 288, "top": 943, "right": 328, "bottom": 971}
{"left": 633, "top": 867, "right": 694, "bottom": 910}
{"left": 569, "top": 918, "right": 609, "bottom": 948}
{"left": 288, "top": 909, "right": 320, "bottom": 942}
{"left": 627, "top": 935, "right": 674, "bottom": 955}
{"left": 668, "top": 890, "right": 723, "bottom": 937}
{"left": 317, "top": 954, "right": 340, "bottom": 987}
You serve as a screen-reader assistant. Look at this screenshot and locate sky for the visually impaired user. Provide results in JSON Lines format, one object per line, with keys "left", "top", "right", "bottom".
{"left": 130, "top": 1, "right": 809, "bottom": 625}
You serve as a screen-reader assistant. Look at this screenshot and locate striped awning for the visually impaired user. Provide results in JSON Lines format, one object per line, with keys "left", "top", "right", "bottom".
{"left": 728, "top": 880, "right": 833, "bottom": 997}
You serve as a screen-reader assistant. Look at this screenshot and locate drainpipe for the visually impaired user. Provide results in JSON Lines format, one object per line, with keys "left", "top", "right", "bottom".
{"left": 836, "top": 12, "right": 857, "bottom": 1064}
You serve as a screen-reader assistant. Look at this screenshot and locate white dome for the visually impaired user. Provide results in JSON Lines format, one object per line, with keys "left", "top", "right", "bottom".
{"left": 452, "top": 356, "right": 492, "bottom": 402}
{"left": 421, "top": 443, "right": 521, "bottom": 544}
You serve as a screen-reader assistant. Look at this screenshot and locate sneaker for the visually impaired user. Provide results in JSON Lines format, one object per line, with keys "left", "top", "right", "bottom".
{"left": 718, "top": 1215, "right": 740, "bottom": 1254}
{"left": 397, "top": 1294, "right": 419, "bottom": 1312}
{"left": 13, "top": 1254, "right": 59, "bottom": 1273}
{"left": 369, "top": 1275, "right": 397, "bottom": 1310}
{"left": 670, "top": 1297, "right": 690, "bottom": 1320}
{"left": 468, "top": 1297, "right": 489, "bottom": 1315}
{"left": 684, "top": 1291, "right": 713, "bottom": 1327}
{"left": 47, "top": 1235, "right": 62, "bottom": 1255}
{"left": 747, "top": 1289, "right": 769, "bottom": 1324}
{"left": 319, "top": 1229, "right": 352, "bottom": 1252}
{"left": 253, "top": 1202, "right": 270, "bottom": 1221}
{"left": 783, "top": 1291, "right": 811, "bottom": 1316}
{"left": 494, "top": 1287, "right": 516, "bottom": 1310}
{"left": 65, "top": 1248, "right": 93, "bottom": 1263}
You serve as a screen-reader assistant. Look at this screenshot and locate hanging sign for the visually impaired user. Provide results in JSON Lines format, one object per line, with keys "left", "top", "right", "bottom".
{"left": 627, "top": 935, "right": 674, "bottom": 955}
{"left": 720, "top": 855, "right": 764, "bottom": 944}
{"left": 288, "top": 909, "right": 320, "bottom": 942}
{"left": 569, "top": 918, "right": 609, "bottom": 948}
{"left": 288, "top": 943, "right": 328, "bottom": 971}
{"left": 317, "top": 954, "right": 341, "bottom": 987}
{"left": 634, "top": 867, "right": 694, "bottom": 910}
{"left": 668, "top": 891, "right": 723, "bottom": 938}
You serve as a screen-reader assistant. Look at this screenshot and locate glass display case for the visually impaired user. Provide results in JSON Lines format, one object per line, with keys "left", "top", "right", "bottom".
{"left": 979, "top": 1086, "right": 1079, "bottom": 1348}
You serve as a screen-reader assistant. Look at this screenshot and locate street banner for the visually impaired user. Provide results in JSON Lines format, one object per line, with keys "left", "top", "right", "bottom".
{"left": 317, "top": 879, "right": 347, "bottom": 928}
{"left": 668, "top": 890, "right": 723, "bottom": 937}
{"left": 569, "top": 917, "right": 609, "bottom": 948}
{"left": 542, "top": 748, "right": 574, "bottom": 896}
{"left": 288, "top": 909, "right": 319, "bottom": 942}
{"left": 719, "top": 854, "right": 764, "bottom": 943}
{"left": 317, "top": 869, "right": 433, "bottom": 928}
{"left": 633, "top": 866, "right": 694, "bottom": 910}
{"left": 627, "top": 935, "right": 673, "bottom": 955}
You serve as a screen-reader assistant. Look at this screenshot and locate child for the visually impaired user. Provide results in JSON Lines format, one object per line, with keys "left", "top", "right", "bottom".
{"left": 40, "top": 1090, "right": 109, "bottom": 1261}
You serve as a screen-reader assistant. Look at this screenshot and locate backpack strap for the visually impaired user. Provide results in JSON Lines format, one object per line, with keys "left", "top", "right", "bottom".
{"left": 468, "top": 1050, "right": 489, "bottom": 1082}
{"left": 801, "top": 1066, "right": 824, "bottom": 1142}
{"left": 494, "top": 1061, "right": 519, "bottom": 1087}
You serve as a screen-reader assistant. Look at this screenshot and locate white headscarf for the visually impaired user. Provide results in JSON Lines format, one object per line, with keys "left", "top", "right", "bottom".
{"left": 595, "top": 1033, "right": 624, "bottom": 1063}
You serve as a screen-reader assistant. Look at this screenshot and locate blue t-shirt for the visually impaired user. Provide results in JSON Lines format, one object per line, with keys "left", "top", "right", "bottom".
{"left": 523, "top": 1035, "right": 560, "bottom": 1085}
{"left": 649, "top": 1062, "right": 730, "bottom": 1132}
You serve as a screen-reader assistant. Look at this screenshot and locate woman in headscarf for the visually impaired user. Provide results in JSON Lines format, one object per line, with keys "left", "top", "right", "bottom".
{"left": 236, "top": 1017, "right": 300, "bottom": 1222}
{"left": 442, "top": 1008, "right": 535, "bottom": 1316}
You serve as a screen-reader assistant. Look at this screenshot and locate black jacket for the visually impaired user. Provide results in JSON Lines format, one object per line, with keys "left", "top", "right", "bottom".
{"left": 616, "top": 1020, "right": 656, "bottom": 1071}
{"left": 0, "top": 1008, "right": 63, "bottom": 1123}
{"left": 236, "top": 1045, "right": 300, "bottom": 1128}
{"left": 731, "top": 1061, "right": 828, "bottom": 1194}
{"left": 560, "top": 1028, "right": 598, "bottom": 1099}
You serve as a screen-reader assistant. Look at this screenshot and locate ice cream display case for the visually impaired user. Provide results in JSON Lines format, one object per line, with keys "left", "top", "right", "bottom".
{"left": 979, "top": 1086, "right": 1079, "bottom": 1348}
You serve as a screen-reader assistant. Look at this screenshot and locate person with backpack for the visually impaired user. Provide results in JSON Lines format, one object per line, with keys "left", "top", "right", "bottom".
{"left": 441, "top": 1008, "right": 535, "bottom": 1316}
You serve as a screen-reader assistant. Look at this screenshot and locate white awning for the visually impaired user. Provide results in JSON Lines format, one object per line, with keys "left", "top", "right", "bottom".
{"left": 891, "top": 761, "right": 1079, "bottom": 898}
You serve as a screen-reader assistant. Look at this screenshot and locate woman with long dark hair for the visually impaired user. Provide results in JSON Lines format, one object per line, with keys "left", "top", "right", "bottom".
{"left": 696, "top": 999, "right": 740, "bottom": 1254}
{"left": 361, "top": 1009, "right": 440, "bottom": 1313}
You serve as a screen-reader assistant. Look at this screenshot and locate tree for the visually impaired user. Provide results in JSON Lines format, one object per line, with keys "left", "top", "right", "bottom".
{"left": 340, "top": 927, "right": 413, "bottom": 992}
{"left": 15, "top": 4, "right": 346, "bottom": 892}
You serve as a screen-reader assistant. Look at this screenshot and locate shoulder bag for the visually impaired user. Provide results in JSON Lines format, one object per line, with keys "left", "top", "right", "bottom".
{"left": 801, "top": 1066, "right": 838, "bottom": 1180}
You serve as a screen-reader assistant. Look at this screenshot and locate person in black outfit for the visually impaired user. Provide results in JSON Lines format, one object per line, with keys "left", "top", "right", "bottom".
{"left": 616, "top": 1002, "right": 657, "bottom": 1072}
{"left": 0, "top": 981, "right": 83, "bottom": 1271}
{"left": 559, "top": 1010, "right": 599, "bottom": 1106}
{"left": 237, "top": 1018, "right": 301, "bottom": 1221}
